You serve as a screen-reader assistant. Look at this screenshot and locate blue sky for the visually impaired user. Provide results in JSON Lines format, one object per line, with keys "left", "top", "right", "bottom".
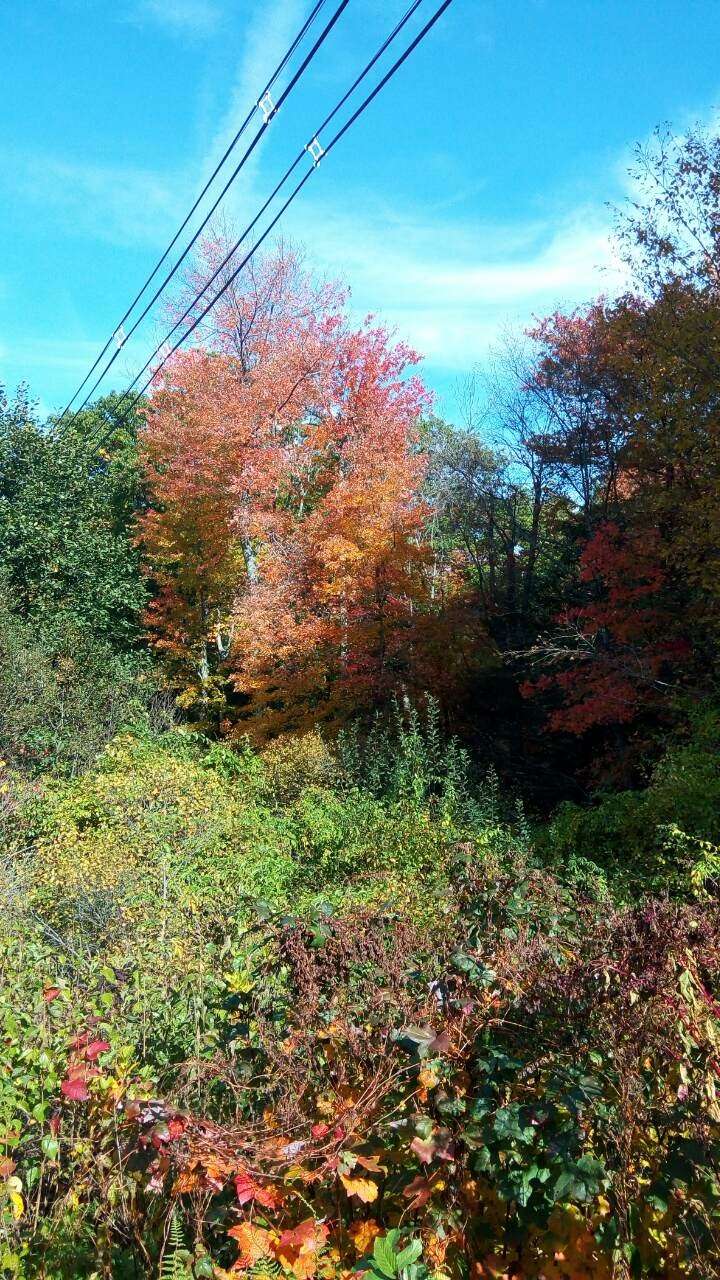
{"left": 1, "top": 0, "right": 719, "bottom": 421}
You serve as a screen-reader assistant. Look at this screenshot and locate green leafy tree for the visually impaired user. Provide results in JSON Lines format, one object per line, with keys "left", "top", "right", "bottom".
{"left": 0, "top": 387, "right": 147, "bottom": 648}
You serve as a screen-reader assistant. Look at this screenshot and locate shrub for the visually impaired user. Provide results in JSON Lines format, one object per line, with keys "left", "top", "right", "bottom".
{"left": 260, "top": 731, "right": 338, "bottom": 804}
{"left": 20, "top": 731, "right": 299, "bottom": 954}
{"left": 0, "top": 606, "right": 168, "bottom": 777}
{"left": 542, "top": 702, "right": 720, "bottom": 897}
{"left": 16, "top": 719, "right": 515, "bottom": 956}
{"left": 9, "top": 713, "right": 719, "bottom": 1275}
{"left": 4, "top": 853, "right": 719, "bottom": 1278}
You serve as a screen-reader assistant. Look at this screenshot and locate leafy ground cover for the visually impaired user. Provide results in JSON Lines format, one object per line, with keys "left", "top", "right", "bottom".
{"left": 2, "top": 721, "right": 719, "bottom": 1279}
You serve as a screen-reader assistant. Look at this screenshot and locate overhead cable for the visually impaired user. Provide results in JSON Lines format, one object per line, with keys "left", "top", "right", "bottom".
{"left": 58, "top": 0, "right": 347, "bottom": 426}
{"left": 85, "top": 0, "right": 455, "bottom": 447}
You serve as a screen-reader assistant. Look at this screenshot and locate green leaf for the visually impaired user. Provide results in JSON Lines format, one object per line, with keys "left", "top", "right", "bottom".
{"left": 394, "top": 1026, "right": 436, "bottom": 1058}
{"left": 395, "top": 1240, "right": 422, "bottom": 1269}
{"left": 373, "top": 1235, "right": 399, "bottom": 1278}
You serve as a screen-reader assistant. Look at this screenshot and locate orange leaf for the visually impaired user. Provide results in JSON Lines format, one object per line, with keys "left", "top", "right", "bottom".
{"left": 355, "top": 1154, "right": 386, "bottom": 1175}
{"left": 339, "top": 1172, "right": 379, "bottom": 1203}
{"left": 228, "top": 1223, "right": 274, "bottom": 1269}
{"left": 273, "top": 1218, "right": 328, "bottom": 1279}
{"left": 348, "top": 1219, "right": 381, "bottom": 1256}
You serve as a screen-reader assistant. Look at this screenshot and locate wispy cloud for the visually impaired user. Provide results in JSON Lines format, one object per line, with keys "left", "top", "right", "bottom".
{"left": 207, "top": 0, "right": 305, "bottom": 182}
{"left": 1, "top": 149, "right": 188, "bottom": 250}
{"left": 285, "top": 193, "right": 630, "bottom": 373}
{"left": 0, "top": 337, "right": 105, "bottom": 375}
{"left": 127, "top": 0, "right": 224, "bottom": 38}
{"left": 2, "top": 5, "right": 679, "bottom": 410}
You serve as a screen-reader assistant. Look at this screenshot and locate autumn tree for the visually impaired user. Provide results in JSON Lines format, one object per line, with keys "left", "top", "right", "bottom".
{"left": 524, "top": 522, "right": 688, "bottom": 735}
{"left": 519, "top": 128, "right": 720, "bottom": 748}
{"left": 596, "top": 126, "right": 720, "bottom": 637}
{"left": 141, "top": 244, "right": 474, "bottom": 737}
{"left": 426, "top": 422, "right": 550, "bottom": 646}
{"left": 521, "top": 304, "right": 633, "bottom": 532}
{"left": 428, "top": 352, "right": 575, "bottom": 645}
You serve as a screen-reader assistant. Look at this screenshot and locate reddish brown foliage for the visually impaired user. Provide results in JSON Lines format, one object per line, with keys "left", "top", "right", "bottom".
{"left": 140, "top": 247, "right": 474, "bottom": 738}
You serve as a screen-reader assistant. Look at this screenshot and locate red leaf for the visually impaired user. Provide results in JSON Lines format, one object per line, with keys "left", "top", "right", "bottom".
{"left": 43, "top": 986, "right": 61, "bottom": 1003}
{"left": 402, "top": 1173, "right": 436, "bottom": 1208}
{"left": 167, "top": 1116, "right": 187, "bottom": 1139}
{"left": 410, "top": 1135, "right": 437, "bottom": 1164}
{"left": 429, "top": 1031, "right": 451, "bottom": 1054}
{"left": 234, "top": 1171, "right": 256, "bottom": 1206}
{"left": 311, "top": 1123, "right": 330, "bottom": 1140}
{"left": 84, "top": 1039, "right": 110, "bottom": 1061}
{"left": 61, "top": 1077, "right": 90, "bottom": 1102}
{"left": 66, "top": 1063, "right": 99, "bottom": 1081}
{"left": 234, "top": 1170, "right": 282, "bottom": 1210}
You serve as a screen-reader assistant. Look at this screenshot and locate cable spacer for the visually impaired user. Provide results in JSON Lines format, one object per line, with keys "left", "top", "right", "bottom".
{"left": 258, "top": 90, "right": 276, "bottom": 123}
{"left": 114, "top": 325, "right": 126, "bottom": 349}
{"left": 305, "top": 135, "right": 325, "bottom": 167}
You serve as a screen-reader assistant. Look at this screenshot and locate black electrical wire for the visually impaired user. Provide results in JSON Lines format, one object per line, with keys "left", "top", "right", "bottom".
{"left": 107, "top": 0, "right": 426, "bottom": 419}
{"left": 58, "top": 0, "right": 346, "bottom": 427}
{"left": 63, "top": 0, "right": 351, "bottom": 428}
{"left": 87, "top": 0, "right": 455, "bottom": 446}
{"left": 57, "top": 0, "right": 329, "bottom": 425}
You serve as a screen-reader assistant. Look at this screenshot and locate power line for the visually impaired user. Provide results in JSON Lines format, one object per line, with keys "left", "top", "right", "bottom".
{"left": 57, "top": 0, "right": 346, "bottom": 427}
{"left": 107, "top": 0, "right": 426, "bottom": 421}
{"left": 85, "top": 0, "right": 455, "bottom": 449}
{"left": 63, "top": 0, "right": 351, "bottom": 428}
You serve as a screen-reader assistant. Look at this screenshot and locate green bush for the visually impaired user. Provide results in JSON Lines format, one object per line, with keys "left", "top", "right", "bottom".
{"left": 4, "top": 846, "right": 719, "bottom": 1278}
{"left": 13, "top": 720, "right": 521, "bottom": 955}
{"left": 16, "top": 731, "right": 298, "bottom": 952}
{"left": 0, "top": 605, "right": 168, "bottom": 777}
{"left": 541, "top": 703, "right": 720, "bottom": 896}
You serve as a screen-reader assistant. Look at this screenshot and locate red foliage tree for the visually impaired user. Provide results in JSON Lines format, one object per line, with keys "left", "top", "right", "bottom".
{"left": 523, "top": 522, "right": 689, "bottom": 735}
{"left": 140, "top": 245, "right": 475, "bottom": 736}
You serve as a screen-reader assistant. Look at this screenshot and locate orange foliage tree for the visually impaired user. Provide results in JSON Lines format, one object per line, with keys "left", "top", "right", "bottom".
{"left": 140, "top": 245, "right": 474, "bottom": 738}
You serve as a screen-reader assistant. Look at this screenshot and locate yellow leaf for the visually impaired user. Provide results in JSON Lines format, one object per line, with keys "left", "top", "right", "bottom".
{"left": 9, "top": 1191, "right": 24, "bottom": 1221}
{"left": 419, "top": 1066, "right": 439, "bottom": 1090}
{"left": 348, "top": 1219, "right": 380, "bottom": 1255}
{"left": 339, "top": 1172, "right": 378, "bottom": 1203}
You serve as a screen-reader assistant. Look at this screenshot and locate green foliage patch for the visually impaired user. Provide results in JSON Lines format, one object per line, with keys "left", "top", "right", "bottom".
{"left": 543, "top": 703, "right": 720, "bottom": 897}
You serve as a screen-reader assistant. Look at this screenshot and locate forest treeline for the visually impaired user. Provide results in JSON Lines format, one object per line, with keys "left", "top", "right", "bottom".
{"left": 4, "top": 130, "right": 720, "bottom": 802}
{"left": 1, "top": 128, "right": 719, "bottom": 1278}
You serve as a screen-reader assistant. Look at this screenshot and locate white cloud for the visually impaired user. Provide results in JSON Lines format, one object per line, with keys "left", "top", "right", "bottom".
{"left": 0, "top": 337, "right": 115, "bottom": 375}
{"left": 207, "top": 0, "right": 305, "bottom": 183}
{"left": 128, "top": 0, "right": 223, "bottom": 37}
{"left": 284, "top": 194, "right": 630, "bottom": 372}
{"left": 2, "top": 150, "right": 187, "bottom": 250}
{"left": 5, "top": 2, "right": 687, "bottom": 411}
